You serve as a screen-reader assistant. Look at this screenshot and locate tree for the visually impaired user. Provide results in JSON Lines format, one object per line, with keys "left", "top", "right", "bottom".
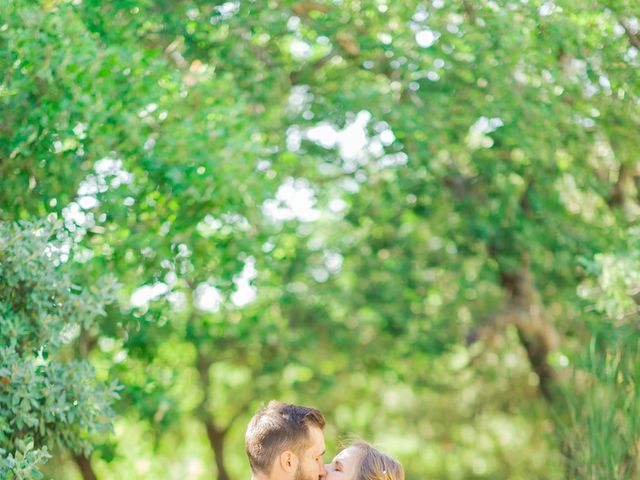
{"left": 0, "top": 221, "right": 118, "bottom": 479}
{"left": 2, "top": 0, "right": 639, "bottom": 478}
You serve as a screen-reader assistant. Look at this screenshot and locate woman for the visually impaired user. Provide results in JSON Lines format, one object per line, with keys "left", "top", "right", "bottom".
{"left": 324, "top": 441, "right": 404, "bottom": 480}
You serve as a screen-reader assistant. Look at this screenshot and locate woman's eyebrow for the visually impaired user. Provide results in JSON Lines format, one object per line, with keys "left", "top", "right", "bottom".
{"left": 335, "top": 460, "right": 344, "bottom": 469}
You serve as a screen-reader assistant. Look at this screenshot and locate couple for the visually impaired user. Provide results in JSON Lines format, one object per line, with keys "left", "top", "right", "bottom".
{"left": 245, "top": 401, "right": 404, "bottom": 480}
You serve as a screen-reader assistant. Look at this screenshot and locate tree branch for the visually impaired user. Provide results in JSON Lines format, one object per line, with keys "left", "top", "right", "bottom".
{"left": 620, "top": 19, "right": 640, "bottom": 50}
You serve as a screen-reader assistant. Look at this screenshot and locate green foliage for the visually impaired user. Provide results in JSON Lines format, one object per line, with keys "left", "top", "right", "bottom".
{"left": 0, "top": 221, "right": 119, "bottom": 478}
{"left": 562, "top": 328, "right": 639, "bottom": 479}
{"left": 559, "top": 234, "right": 640, "bottom": 479}
{"left": 1, "top": 0, "right": 639, "bottom": 478}
{"left": 0, "top": 440, "right": 51, "bottom": 480}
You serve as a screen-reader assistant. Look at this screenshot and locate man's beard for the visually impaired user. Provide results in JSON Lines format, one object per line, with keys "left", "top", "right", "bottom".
{"left": 294, "top": 464, "right": 317, "bottom": 480}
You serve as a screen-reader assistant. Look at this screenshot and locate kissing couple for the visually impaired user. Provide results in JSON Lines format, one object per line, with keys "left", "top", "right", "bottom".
{"left": 245, "top": 401, "right": 404, "bottom": 480}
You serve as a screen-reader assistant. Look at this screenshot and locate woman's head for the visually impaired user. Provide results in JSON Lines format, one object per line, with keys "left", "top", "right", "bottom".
{"left": 324, "top": 441, "right": 404, "bottom": 480}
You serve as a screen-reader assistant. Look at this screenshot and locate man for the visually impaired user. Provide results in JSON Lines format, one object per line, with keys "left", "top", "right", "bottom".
{"left": 245, "top": 401, "right": 327, "bottom": 480}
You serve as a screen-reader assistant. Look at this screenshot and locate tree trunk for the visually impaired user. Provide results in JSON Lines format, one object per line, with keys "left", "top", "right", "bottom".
{"left": 194, "top": 347, "right": 231, "bottom": 480}
{"left": 498, "top": 266, "right": 560, "bottom": 402}
{"left": 204, "top": 420, "right": 231, "bottom": 480}
{"left": 72, "top": 453, "right": 98, "bottom": 480}
{"left": 497, "top": 262, "right": 585, "bottom": 479}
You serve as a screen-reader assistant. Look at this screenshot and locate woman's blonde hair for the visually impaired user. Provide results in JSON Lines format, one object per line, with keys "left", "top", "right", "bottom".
{"left": 350, "top": 441, "right": 404, "bottom": 480}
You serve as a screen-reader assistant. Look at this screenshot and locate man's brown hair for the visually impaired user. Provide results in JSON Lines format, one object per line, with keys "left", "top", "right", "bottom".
{"left": 245, "top": 400, "right": 325, "bottom": 474}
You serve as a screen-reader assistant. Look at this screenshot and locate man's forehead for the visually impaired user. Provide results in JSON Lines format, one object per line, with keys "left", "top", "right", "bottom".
{"left": 308, "top": 425, "right": 325, "bottom": 451}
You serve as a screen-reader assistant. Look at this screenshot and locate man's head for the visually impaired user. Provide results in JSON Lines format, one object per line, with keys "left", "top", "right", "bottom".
{"left": 245, "top": 401, "right": 327, "bottom": 480}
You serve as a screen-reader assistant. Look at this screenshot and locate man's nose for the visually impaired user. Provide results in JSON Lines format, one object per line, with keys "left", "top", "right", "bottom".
{"left": 320, "top": 462, "right": 328, "bottom": 475}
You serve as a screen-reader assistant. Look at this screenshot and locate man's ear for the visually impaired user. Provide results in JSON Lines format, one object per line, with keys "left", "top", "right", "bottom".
{"left": 279, "top": 450, "right": 298, "bottom": 473}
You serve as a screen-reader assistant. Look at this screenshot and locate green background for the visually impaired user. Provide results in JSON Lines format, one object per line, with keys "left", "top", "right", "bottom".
{"left": 1, "top": 0, "right": 639, "bottom": 478}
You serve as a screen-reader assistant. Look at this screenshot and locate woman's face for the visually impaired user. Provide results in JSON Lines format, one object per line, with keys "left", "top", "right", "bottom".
{"left": 324, "top": 446, "right": 362, "bottom": 480}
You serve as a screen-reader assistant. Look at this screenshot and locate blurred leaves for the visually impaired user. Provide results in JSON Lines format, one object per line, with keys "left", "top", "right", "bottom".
{"left": 1, "top": 0, "right": 640, "bottom": 478}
